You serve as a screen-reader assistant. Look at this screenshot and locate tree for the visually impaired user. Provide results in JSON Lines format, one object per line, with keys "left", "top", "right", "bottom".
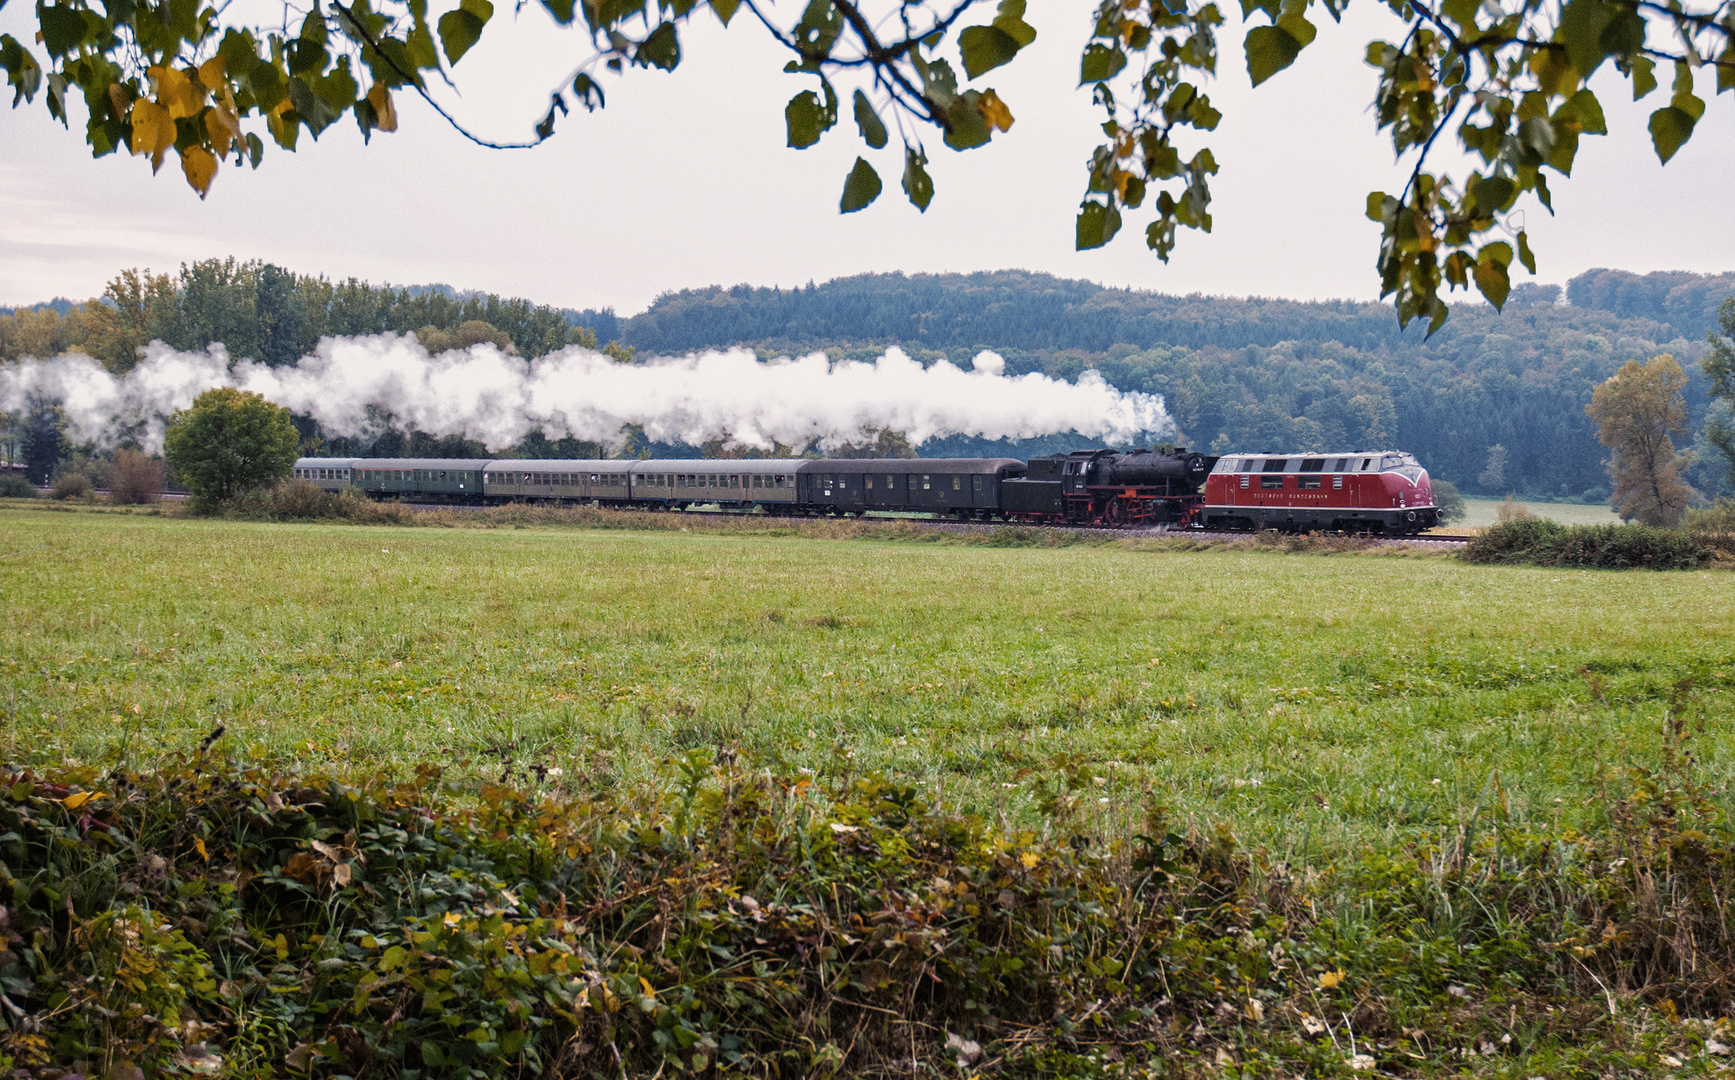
{"left": 1702, "top": 297, "right": 1735, "bottom": 488}
{"left": 1584, "top": 354, "right": 1696, "bottom": 526}
{"left": 1477, "top": 444, "right": 1508, "bottom": 490}
{"left": 4, "top": 0, "right": 1731, "bottom": 332}
{"left": 163, "top": 387, "right": 300, "bottom": 503}
{"left": 256, "top": 263, "right": 309, "bottom": 367}
{"left": 20, "top": 396, "right": 65, "bottom": 485}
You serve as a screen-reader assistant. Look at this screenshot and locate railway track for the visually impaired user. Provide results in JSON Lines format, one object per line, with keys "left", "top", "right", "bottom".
{"left": 401, "top": 500, "right": 1473, "bottom": 545}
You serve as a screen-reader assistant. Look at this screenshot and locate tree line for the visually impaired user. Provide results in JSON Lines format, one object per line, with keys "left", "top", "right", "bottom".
{"left": 0, "top": 259, "right": 601, "bottom": 372}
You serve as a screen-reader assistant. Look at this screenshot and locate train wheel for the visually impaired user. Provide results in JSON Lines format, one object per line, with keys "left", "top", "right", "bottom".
{"left": 1102, "top": 499, "right": 1126, "bottom": 527}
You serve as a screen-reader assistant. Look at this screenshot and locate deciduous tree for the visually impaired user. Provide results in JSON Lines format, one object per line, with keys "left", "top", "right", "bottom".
{"left": 1585, "top": 353, "right": 1696, "bottom": 526}
{"left": 4, "top": 0, "right": 1732, "bottom": 330}
{"left": 1702, "top": 297, "right": 1735, "bottom": 487}
{"left": 163, "top": 387, "right": 300, "bottom": 503}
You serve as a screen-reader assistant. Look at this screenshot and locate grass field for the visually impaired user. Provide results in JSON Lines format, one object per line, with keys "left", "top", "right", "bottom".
{"left": 5, "top": 508, "right": 1729, "bottom": 861}
{"left": 1457, "top": 496, "right": 1621, "bottom": 528}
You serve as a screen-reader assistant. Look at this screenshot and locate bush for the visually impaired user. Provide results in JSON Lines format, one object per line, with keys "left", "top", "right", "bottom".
{"left": 1462, "top": 518, "right": 1709, "bottom": 569}
{"left": 0, "top": 471, "right": 35, "bottom": 498}
{"left": 1432, "top": 478, "right": 1466, "bottom": 523}
{"left": 106, "top": 447, "right": 165, "bottom": 504}
{"left": 49, "top": 471, "right": 92, "bottom": 500}
{"left": 217, "top": 479, "right": 421, "bottom": 523}
{"left": 3, "top": 736, "right": 1732, "bottom": 1079}
{"left": 1496, "top": 493, "right": 1536, "bottom": 522}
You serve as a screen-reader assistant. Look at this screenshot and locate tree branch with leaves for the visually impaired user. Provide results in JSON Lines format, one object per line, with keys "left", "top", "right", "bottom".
{"left": 3, "top": 0, "right": 1731, "bottom": 331}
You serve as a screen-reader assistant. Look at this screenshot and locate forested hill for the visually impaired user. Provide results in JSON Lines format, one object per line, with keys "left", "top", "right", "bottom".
{"left": 617, "top": 268, "right": 1735, "bottom": 354}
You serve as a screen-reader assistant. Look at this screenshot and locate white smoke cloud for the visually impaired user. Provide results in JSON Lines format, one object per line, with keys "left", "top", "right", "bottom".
{"left": 1, "top": 335, "right": 1171, "bottom": 453}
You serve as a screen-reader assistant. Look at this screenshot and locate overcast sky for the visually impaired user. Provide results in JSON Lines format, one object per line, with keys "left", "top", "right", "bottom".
{"left": 2, "top": 1, "right": 1731, "bottom": 314}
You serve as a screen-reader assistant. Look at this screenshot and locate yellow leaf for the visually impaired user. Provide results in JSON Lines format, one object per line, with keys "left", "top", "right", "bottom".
{"left": 1019, "top": 850, "right": 1040, "bottom": 869}
{"left": 149, "top": 64, "right": 204, "bottom": 119}
{"left": 204, "top": 104, "right": 240, "bottom": 157}
{"left": 442, "top": 912, "right": 462, "bottom": 927}
{"left": 976, "top": 89, "right": 1014, "bottom": 133}
{"left": 180, "top": 145, "right": 218, "bottom": 199}
{"left": 129, "top": 98, "right": 175, "bottom": 158}
{"left": 367, "top": 83, "right": 398, "bottom": 132}
{"left": 63, "top": 790, "right": 102, "bottom": 810}
{"left": 267, "top": 96, "right": 294, "bottom": 143}
{"left": 194, "top": 836, "right": 209, "bottom": 861}
{"left": 638, "top": 976, "right": 656, "bottom": 1000}
{"left": 197, "top": 55, "right": 226, "bottom": 92}
{"left": 1319, "top": 969, "right": 1345, "bottom": 988}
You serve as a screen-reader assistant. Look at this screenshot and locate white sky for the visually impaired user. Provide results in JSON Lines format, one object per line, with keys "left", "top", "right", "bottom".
{"left": 1, "top": 1, "right": 1731, "bottom": 313}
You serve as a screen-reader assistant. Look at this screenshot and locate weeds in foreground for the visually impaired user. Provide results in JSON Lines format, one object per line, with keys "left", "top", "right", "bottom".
{"left": 1, "top": 723, "right": 1731, "bottom": 1079}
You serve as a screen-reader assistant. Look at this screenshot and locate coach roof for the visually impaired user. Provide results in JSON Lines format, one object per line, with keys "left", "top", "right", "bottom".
{"left": 800, "top": 458, "right": 1023, "bottom": 475}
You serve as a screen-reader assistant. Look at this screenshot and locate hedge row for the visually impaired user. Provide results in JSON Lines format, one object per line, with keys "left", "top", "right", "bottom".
{"left": 0, "top": 734, "right": 1731, "bottom": 1078}
{"left": 1460, "top": 519, "right": 1713, "bottom": 569}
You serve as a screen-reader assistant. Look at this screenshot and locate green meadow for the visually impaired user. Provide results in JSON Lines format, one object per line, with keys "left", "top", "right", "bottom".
{"left": 4, "top": 508, "right": 1728, "bottom": 858}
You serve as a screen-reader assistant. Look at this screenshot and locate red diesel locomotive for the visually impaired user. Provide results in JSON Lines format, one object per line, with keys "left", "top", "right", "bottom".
{"left": 1200, "top": 451, "right": 1440, "bottom": 534}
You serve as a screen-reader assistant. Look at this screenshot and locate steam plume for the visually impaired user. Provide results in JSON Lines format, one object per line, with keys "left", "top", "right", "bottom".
{"left": 1, "top": 336, "right": 1171, "bottom": 453}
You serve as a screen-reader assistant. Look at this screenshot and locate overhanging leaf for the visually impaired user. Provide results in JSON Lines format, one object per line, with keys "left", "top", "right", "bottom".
{"left": 785, "top": 90, "right": 822, "bottom": 148}
{"left": 128, "top": 97, "right": 175, "bottom": 156}
{"left": 1244, "top": 25, "right": 1303, "bottom": 86}
{"left": 852, "top": 89, "right": 886, "bottom": 149}
{"left": 1473, "top": 254, "right": 1510, "bottom": 309}
{"left": 37, "top": 5, "right": 87, "bottom": 58}
{"left": 287, "top": 75, "right": 339, "bottom": 137}
{"left": 942, "top": 92, "right": 989, "bottom": 149}
{"left": 1555, "top": 0, "right": 1612, "bottom": 81}
{"left": 0, "top": 35, "right": 43, "bottom": 106}
{"left": 959, "top": 25, "right": 1018, "bottom": 80}
{"left": 571, "top": 71, "right": 604, "bottom": 111}
{"left": 1076, "top": 199, "right": 1121, "bottom": 250}
{"left": 1079, "top": 43, "right": 1126, "bottom": 85}
{"left": 180, "top": 144, "right": 217, "bottom": 198}
{"left": 1647, "top": 105, "right": 1695, "bottom": 162}
{"left": 437, "top": 0, "right": 492, "bottom": 66}
{"left": 992, "top": 0, "right": 1036, "bottom": 47}
{"left": 1516, "top": 230, "right": 1536, "bottom": 274}
{"left": 636, "top": 21, "right": 679, "bottom": 70}
{"left": 1631, "top": 55, "right": 1656, "bottom": 98}
{"left": 367, "top": 82, "right": 397, "bottom": 131}
{"left": 839, "top": 156, "right": 881, "bottom": 212}
{"left": 902, "top": 145, "right": 932, "bottom": 211}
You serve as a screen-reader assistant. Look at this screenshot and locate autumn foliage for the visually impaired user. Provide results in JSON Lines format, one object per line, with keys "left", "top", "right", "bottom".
{"left": 1585, "top": 354, "right": 1697, "bottom": 526}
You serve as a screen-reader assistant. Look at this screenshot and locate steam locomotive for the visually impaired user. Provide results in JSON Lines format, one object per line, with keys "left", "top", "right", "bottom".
{"left": 292, "top": 446, "right": 1440, "bottom": 534}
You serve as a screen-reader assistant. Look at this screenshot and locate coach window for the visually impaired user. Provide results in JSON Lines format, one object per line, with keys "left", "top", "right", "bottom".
{"left": 1301, "top": 458, "right": 1325, "bottom": 472}
{"left": 1299, "top": 475, "right": 1323, "bottom": 490}
{"left": 1263, "top": 459, "right": 1287, "bottom": 473}
{"left": 1260, "top": 475, "right": 1285, "bottom": 490}
{"left": 921, "top": 474, "right": 931, "bottom": 490}
{"left": 952, "top": 476, "right": 962, "bottom": 491}
{"left": 972, "top": 475, "right": 983, "bottom": 495}
{"left": 1360, "top": 458, "right": 1373, "bottom": 470}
